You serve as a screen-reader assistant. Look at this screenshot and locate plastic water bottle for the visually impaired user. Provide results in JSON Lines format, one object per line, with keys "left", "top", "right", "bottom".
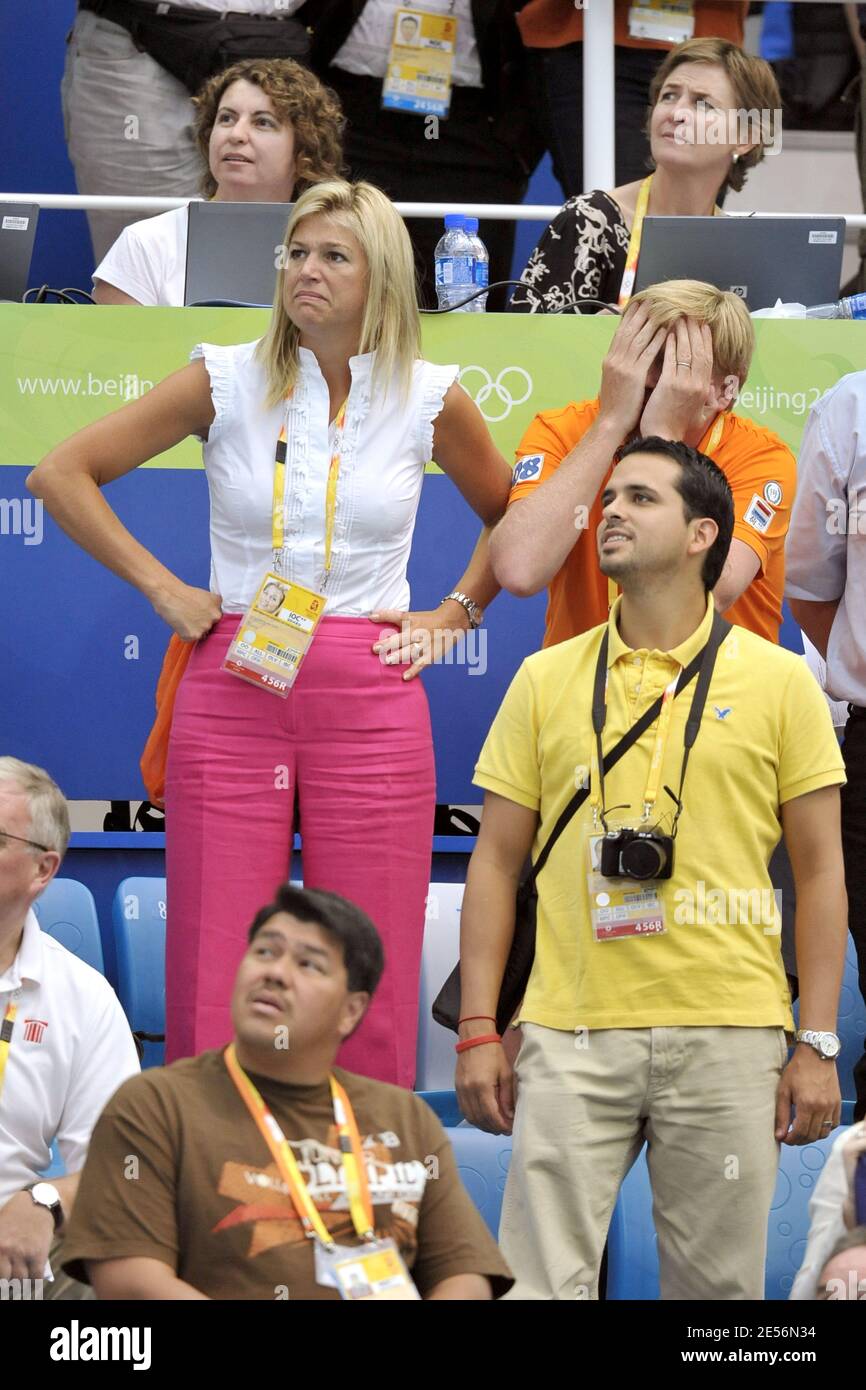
{"left": 463, "top": 216, "right": 489, "bottom": 313}
{"left": 434, "top": 215, "right": 475, "bottom": 311}
{"left": 805, "top": 294, "right": 866, "bottom": 320}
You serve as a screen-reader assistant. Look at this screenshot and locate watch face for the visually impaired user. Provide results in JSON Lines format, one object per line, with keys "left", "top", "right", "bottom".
{"left": 821, "top": 1035, "right": 842, "bottom": 1059}
{"left": 30, "top": 1182, "right": 58, "bottom": 1206}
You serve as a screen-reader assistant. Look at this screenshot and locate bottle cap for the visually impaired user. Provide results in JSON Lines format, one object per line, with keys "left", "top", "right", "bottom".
{"left": 464, "top": 216, "right": 479, "bottom": 233}
{"left": 444, "top": 214, "right": 465, "bottom": 230}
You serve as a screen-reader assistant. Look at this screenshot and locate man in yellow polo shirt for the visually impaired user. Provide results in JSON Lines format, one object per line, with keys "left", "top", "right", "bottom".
{"left": 456, "top": 437, "right": 847, "bottom": 1301}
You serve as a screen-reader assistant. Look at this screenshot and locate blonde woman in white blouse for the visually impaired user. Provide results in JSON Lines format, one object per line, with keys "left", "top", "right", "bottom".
{"left": 29, "top": 180, "right": 512, "bottom": 1085}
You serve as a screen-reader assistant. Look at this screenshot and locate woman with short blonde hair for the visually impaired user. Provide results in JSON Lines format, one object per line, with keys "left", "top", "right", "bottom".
{"left": 631, "top": 278, "right": 756, "bottom": 386}
{"left": 646, "top": 37, "right": 781, "bottom": 196}
{"left": 512, "top": 36, "right": 781, "bottom": 314}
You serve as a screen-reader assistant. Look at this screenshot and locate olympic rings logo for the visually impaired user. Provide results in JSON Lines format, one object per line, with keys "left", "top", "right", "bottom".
{"left": 458, "top": 365, "right": 533, "bottom": 422}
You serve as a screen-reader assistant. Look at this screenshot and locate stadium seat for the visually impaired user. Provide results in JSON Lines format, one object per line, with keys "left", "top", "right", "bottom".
{"left": 792, "top": 936, "right": 865, "bottom": 1105}
{"left": 112, "top": 878, "right": 167, "bottom": 1068}
{"left": 32, "top": 878, "right": 103, "bottom": 974}
{"left": 446, "top": 1124, "right": 512, "bottom": 1238}
{"left": 415, "top": 883, "right": 463, "bottom": 1091}
{"left": 417, "top": 1090, "right": 464, "bottom": 1127}
{"left": 835, "top": 936, "right": 866, "bottom": 1106}
{"left": 767, "top": 1126, "right": 851, "bottom": 1299}
{"left": 607, "top": 1127, "right": 851, "bottom": 1301}
{"left": 606, "top": 1145, "right": 659, "bottom": 1300}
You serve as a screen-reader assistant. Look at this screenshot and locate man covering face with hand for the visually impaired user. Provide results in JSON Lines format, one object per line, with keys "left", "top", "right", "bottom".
{"left": 491, "top": 279, "right": 795, "bottom": 651}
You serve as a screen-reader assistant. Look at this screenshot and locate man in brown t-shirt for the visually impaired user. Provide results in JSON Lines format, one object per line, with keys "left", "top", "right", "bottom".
{"left": 61, "top": 885, "right": 512, "bottom": 1300}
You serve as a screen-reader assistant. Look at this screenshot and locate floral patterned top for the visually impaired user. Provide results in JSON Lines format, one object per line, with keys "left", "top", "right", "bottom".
{"left": 509, "top": 190, "right": 630, "bottom": 314}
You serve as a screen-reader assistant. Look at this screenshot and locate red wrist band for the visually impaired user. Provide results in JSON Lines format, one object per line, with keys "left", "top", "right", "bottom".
{"left": 457, "top": 1015, "right": 496, "bottom": 1026}
{"left": 455, "top": 1033, "right": 501, "bottom": 1053}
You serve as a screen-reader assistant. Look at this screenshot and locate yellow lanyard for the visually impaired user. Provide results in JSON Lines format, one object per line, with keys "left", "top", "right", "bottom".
{"left": 617, "top": 174, "right": 721, "bottom": 308}
{"left": 589, "top": 666, "right": 680, "bottom": 825}
{"left": 323, "top": 400, "right": 348, "bottom": 574}
{"left": 224, "top": 1044, "right": 374, "bottom": 1249}
{"left": 272, "top": 397, "right": 348, "bottom": 575}
{"left": 703, "top": 414, "right": 725, "bottom": 456}
{"left": 617, "top": 175, "right": 653, "bottom": 308}
{"left": 606, "top": 412, "right": 726, "bottom": 612}
{"left": 0, "top": 999, "right": 17, "bottom": 1105}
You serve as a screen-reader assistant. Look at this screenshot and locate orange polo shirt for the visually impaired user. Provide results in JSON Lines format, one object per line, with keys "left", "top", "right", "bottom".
{"left": 518, "top": 0, "right": 747, "bottom": 51}
{"left": 508, "top": 399, "right": 796, "bottom": 648}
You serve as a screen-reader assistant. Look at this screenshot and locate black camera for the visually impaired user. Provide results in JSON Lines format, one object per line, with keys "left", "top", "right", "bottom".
{"left": 599, "top": 828, "right": 674, "bottom": 881}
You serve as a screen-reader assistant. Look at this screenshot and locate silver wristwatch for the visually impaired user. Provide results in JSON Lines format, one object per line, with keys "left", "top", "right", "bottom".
{"left": 26, "top": 1181, "right": 64, "bottom": 1231}
{"left": 441, "top": 590, "right": 483, "bottom": 629}
{"left": 794, "top": 1029, "right": 841, "bottom": 1060}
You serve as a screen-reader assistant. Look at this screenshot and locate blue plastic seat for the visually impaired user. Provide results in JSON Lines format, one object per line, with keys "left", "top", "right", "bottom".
{"left": 767, "top": 1127, "right": 851, "bottom": 1299}
{"left": 415, "top": 884, "right": 463, "bottom": 1091}
{"left": 445, "top": 1125, "right": 512, "bottom": 1238}
{"left": 835, "top": 936, "right": 866, "bottom": 1105}
{"left": 416, "top": 1090, "right": 464, "bottom": 1128}
{"left": 792, "top": 937, "right": 865, "bottom": 1105}
{"left": 607, "top": 1127, "right": 850, "bottom": 1300}
{"left": 606, "top": 1145, "right": 659, "bottom": 1300}
{"left": 32, "top": 878, "right": 104, "bottom": 974}
{"left": 111, "top": 878, "right": 167, "bottom": 1068}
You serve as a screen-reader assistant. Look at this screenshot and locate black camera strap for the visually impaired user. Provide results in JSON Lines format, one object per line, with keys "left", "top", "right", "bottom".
{"left": 524, "top": 610, "right": 731, "bottom": 896}
{"left": 591, "top": 608, "right": 731, "bottom": 833}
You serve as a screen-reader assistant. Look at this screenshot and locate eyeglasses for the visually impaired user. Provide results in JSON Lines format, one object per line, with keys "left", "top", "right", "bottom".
{"left": 0, "top": 828, "right": 52, "bottom": 853}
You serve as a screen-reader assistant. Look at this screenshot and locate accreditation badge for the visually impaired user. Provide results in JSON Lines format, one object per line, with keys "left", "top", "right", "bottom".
{"left": 585, "top": 829, "right": 667, "bottom": 943}
{"left": 222, "top": 571, "right": 325, "bottom": 697}
{"left": 628, "top": 0, "right": 694, "bottom": 43}
{"left": 381, "top": 8, "right": 457, "bottom": 118}
{"left": 314, "top": 1237, "right": 421, "bottom": 1301}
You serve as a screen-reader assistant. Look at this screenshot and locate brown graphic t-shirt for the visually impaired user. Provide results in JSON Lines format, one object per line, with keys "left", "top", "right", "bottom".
{"left": 61, "top": 1050, "right": 513, "bottom": 1300}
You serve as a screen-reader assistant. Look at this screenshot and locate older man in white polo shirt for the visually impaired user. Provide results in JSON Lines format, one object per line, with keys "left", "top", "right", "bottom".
{"left": 0, "top": 757, "right": 139, "bottom": 1298}
{"left": 787, "top": 372, "right": 866, "bottom": 1123}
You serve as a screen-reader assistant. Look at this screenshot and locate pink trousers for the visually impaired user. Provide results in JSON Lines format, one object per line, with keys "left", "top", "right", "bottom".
{"left": 164, "top": 615, "right": 436, "bottom": 1087}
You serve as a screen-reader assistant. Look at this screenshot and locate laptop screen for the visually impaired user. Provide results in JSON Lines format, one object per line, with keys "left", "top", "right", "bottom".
{"left": 0, "top": 203, "right": 40, "bottom": 302}
{"left": 633, "top": 216, "right": 845, "bottom": 311}
{"left": 184, "top": 201, "right": 294, "bottom": 307}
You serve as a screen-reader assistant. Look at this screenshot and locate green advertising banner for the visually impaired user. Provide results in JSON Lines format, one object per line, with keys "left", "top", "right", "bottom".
{"left": 4, "top": 305, "right": 866, "bottom": 802}
{"left": 3, "top": 306, "right": 866, "bottom": 471}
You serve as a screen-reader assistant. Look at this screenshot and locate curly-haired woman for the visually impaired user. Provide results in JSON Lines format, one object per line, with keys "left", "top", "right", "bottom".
{"left": 92, "top": 58, "right": 344, "bottom": 306}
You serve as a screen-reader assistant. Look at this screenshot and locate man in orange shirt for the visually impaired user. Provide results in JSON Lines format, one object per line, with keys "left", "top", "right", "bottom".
{"left": 491, "top": 280, "right": 795, "bottom": 650}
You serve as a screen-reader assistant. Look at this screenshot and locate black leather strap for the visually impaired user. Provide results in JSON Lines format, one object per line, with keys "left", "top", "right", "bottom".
{"left": 527, "top": 613, "right": 731, "bottom": 891}
{"left": 79, "top": 0, "right": 292, "bottom": 20}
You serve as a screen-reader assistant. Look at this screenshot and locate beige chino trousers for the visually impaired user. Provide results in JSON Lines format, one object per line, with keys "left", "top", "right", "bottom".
{"left": 500, "top": 1023, "right": 787, "bottom": 1301}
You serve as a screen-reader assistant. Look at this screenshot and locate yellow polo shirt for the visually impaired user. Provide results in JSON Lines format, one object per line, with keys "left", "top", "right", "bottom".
{"left": 474, "top": 598, "right": 846, "bottom": 1032}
